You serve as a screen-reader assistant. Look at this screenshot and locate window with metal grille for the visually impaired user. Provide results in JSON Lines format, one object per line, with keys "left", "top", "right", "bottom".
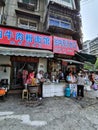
{"left": 18, "top": 19, "right": 37, "bottom": 31}
{"left": 49, "top": 17, "right": 71, "bottom": 29}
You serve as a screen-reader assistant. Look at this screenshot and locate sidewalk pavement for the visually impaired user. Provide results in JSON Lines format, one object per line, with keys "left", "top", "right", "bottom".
{"left": 0, "top": 89, "right": 98, "bottom": 130}
{"left": 85, "top": 89, "right": 98, "bottom": 99}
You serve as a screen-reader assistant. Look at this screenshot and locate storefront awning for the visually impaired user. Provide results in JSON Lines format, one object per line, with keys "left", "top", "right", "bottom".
{"left": 75, "top": 52, "right": 97, "bottom": 64}
{"left": 0, "top": 47, "right": 54, "bottom": 58}
{"left": 62, "top": 59, "right": 84, "bottom": 65}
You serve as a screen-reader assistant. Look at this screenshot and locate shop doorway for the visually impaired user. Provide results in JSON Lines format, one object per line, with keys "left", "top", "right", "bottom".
{"left": 10, "top": 57, "right": 39, "bottom": 89}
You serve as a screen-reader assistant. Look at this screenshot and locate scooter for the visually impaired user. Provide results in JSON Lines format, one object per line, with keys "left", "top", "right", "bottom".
{"left": 0, "top": 79, "right": 9, "bottom": 100}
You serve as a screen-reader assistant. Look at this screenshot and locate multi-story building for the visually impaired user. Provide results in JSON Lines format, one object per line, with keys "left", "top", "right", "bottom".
{"left": 82, "top": 40, "right": 90, "bottom": 54}
{"left": 44, "top": 0, "right": 82, "bottom": 48}
{"left": 82, "top": 37, "right": 98, "bottom": 57}
{"left": 0, "top": 0, "right": 82, "bottom": 91}
{"left": 89, "top": 37, "right": 98, "bottom": 57}
{"left": 79, "top": 38, "right": 97, "bottom": 65}
{"left": 0, "top": 0, "right": 82, "bottom": 46}
{"left": 43, "top": 0, "right": 82, "bottom": 74}
{"left": 1, "top": 0, "right": 45, "bottom": 31}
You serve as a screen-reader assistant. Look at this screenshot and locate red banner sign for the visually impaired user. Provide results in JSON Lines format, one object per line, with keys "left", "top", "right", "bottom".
{"left": 0, "top": 27, "right": 52, "bottom": 50}
{"left": 53, "top": 36, "right": 79, "bottom": 56}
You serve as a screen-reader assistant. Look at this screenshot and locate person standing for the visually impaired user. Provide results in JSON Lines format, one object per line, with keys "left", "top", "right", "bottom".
{"left": 66, "top": 71, "right": 77, "bottom": 96}
{"left": 22, "top": 69, "right": 28, "bottom": 87}
{"left": 36, "top": 70, "right": 45, "bottom": 98}
{"left": 77, "top": 73, "right": 85, "bottom": 99}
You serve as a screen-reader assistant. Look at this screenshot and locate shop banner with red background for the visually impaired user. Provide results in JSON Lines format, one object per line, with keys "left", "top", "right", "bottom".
{"left": 0, "top": 27, "right": 52, "bottom": 50}
{"left": 53, "top": 36, "right": 79, "bottom": 56}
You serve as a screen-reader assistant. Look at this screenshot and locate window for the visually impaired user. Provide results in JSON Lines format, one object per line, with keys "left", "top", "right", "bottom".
{"left": 51, "top": 0, "right": 74, "bottom": 9}
{"left": 49, "top": 19, "right": 59, "bottom": 26}
{"left": 18, "top": 19, "right": 37, "bottom": 31}
{"left": 61, "top": 22, "right": 71, "bottom": 29}
{"left": 62, "top": 0, "right": 71, "bottom": 3}
{"left": 22, "top": 0, "right": 38, "bottom": 9}
{"left": 49, "top": 17, "right": 72, "bottom": 30}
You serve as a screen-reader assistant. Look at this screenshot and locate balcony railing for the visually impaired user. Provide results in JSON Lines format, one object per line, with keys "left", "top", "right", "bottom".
{"left": 49, "top": 18, "right": 71, "bottom": 30}
{"left": 18, "top": 24, "right": 37, "bottom": 31}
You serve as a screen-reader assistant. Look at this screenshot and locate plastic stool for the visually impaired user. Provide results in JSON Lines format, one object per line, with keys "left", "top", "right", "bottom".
{"left": 22, "top": 89, "right": 28, "bottom": 99}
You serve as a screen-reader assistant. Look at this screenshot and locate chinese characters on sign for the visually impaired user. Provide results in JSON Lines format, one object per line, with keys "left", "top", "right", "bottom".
{"left": 0, "top": 27, "right": 52, "bottom": 50}
{"left": 0, "top": 27, "right": 79, "bottom": 56}
{"left": 53, "top": 36, "right": 79, "bottom": 56}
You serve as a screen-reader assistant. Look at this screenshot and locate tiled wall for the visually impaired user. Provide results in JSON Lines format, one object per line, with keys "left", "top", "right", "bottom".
{"left": 43, "top": 83, "right": 65, "bottom": 97}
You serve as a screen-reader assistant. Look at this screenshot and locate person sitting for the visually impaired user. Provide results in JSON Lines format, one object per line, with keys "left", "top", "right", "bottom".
{"left": 58, "top": 70, "right": 64, "bottom": 82}
{"left": 26, "top": 70, "right": 35, "bottom": 85}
